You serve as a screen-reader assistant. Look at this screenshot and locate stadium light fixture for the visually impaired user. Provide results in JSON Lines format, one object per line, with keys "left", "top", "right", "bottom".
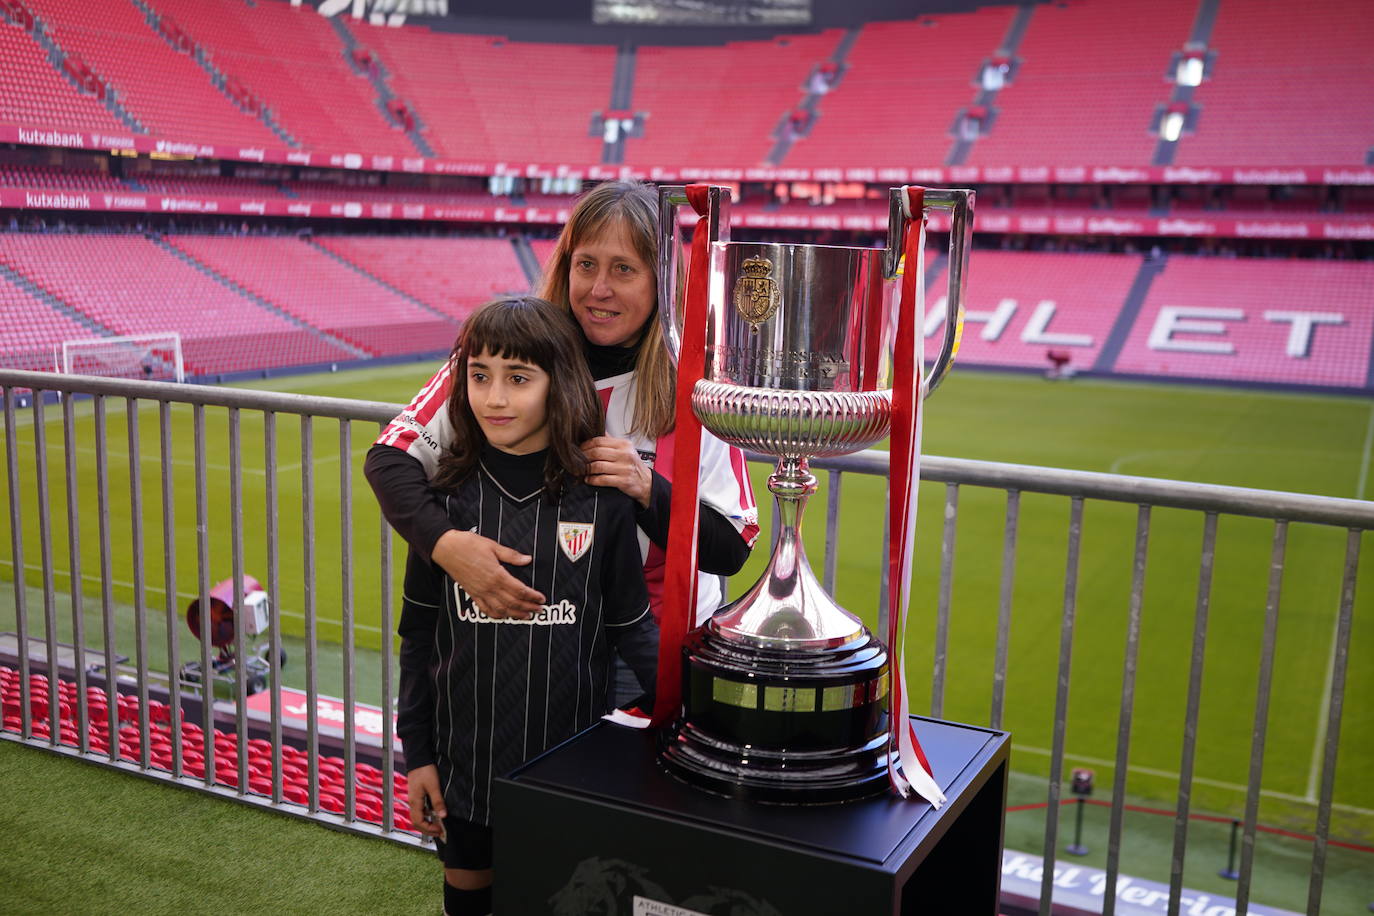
{"left": 1162, "top": 110, "right": 1185, "bottom": 142}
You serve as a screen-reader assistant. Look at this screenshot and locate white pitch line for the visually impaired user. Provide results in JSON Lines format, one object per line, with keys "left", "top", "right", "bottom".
{"left": 1109, "top": 445, "right": 1353, "bottom": 477}
{"left": 0, "top": 561, "right": 385, "bottom": 635}
{"left": 1109, "top": 449, "right": 1182, "bottom": 475}
{"left": 37, "top": 441, "right": 264, "bottom": 477}
{"left": 1009, "top": 742, "right": 1374, "bottom": 817}
{"left": 1051, "top": 377, "right": 1354, "bottom": 405}
{"left": 1357, "top": 403, "right": 1374, "bottom": 501}
{"left": 1305, "top": 603, "right": 1344, "bottom": 803}
{"left": 2, "top": 395, "right": 165, "bottom": 430}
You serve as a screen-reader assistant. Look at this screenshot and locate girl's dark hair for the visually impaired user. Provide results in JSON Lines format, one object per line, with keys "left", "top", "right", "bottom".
{"left": 434, "top": 296, "right": 603, "bottom": 500}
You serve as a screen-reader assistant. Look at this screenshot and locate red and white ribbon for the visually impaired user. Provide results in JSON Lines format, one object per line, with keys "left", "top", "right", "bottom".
{"left": 886, "top": 186, "right": 946, "bottom": 808}
{"left": 652, "top": 184, "right": 712, "bottom": 727}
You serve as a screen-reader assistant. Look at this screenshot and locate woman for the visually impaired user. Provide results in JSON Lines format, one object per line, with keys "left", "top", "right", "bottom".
{"left": 366, "top": 180, "right": 758, "bottom": 637}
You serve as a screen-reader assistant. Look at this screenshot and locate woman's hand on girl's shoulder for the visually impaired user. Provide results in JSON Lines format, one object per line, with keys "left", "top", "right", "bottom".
{"left": 580, "top": 436, "right": 653, "bottom": 508}
{"left": 431, "top": 529, "right": 545, "bottom": 619}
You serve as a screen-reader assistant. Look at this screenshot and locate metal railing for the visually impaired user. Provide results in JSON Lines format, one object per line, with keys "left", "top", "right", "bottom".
{"left": 1, "top": 369, "right": 1369, "bottom": 916}
{"left": 1, "top": 371, "right": 409, "bottom": 844}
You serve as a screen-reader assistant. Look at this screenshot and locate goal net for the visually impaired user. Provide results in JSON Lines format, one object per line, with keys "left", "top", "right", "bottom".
{"left": 57, "top": 332, "right": 185, "bottom": 383}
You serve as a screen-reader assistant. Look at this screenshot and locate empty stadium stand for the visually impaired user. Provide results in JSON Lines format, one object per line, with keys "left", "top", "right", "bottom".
{"left": 0, "top": 268, "right": 96, "bottom": 371}
{"left": 787, "top": 11, "right": 1012, "bottom": 170}
{"left": 628, "top": 30, "right": 843, "bottom": 169}
{"left": 1113, "top": 256, "right": 1374, "bottom": 388}
{"left": 0, "top": 163, "right": 125, "bottom": 190}
{"left": 0, "top": 0, "right": 1370, "bottom": 175}
{"left": 20, "top": 0, "right": 283, "bottom": 147}
{"left": 963, "top": 0, "right": 1196, "bottom": 167}
{"left": 528, "top": 238, "right": 558, "bottom": 274}
{"left": 0, "top": 233, "right": 359, "bottom": 375}
{"left": 923, "top": 250, "right": 1143, "bottom": 372}
{"left": 126, "top": 173, "right": 289, "bottom": 198}
{"left": 166, "top": 235, "right": 460, "bottom": 357}
{"left": 0, "top": 19, "right": 128, "bottom": 135}
{"left": 281, "top": 182, "right": 494, "bottom": 206}
{"left": 313, "top": 235, "right": 530, "bottom": 320}
{"left": 1173, "top": 0, "right": 1374, "bottom": 166}
{"left": 143, "top": 0, "right": 415, "bottom": 156}
{"left": 352, "top": 23, "right": 612, "bottom": 164}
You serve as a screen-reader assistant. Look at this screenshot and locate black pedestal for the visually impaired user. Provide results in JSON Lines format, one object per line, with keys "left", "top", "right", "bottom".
{"left": 494, "top": 716, "right": 1009, "bottom": 915}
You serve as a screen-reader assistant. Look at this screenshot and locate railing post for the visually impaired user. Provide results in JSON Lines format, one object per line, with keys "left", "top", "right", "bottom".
{"left": 1039, "top": 497, "right": 1084, "bottom": 916}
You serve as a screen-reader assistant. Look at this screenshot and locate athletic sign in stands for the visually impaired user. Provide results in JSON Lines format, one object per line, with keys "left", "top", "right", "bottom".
{"left": 5, "top": 185, "right": 1374, "bottom": 241}
{"left": 5, "top": 123, "right": 1374, "bottom": 187}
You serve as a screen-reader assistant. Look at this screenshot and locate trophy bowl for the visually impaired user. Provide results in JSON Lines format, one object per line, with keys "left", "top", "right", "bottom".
{"left": 656, "top": 185, "right": 972, "bottom": 803}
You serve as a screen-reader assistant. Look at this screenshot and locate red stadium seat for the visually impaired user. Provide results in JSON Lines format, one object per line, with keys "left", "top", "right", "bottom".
{"left": 318, "top": 792, "right": 345, "bottom": 814}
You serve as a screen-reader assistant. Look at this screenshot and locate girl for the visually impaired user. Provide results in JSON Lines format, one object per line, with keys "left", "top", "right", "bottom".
{"left": 395, "top": 297, "right": 658, "bottom": 916}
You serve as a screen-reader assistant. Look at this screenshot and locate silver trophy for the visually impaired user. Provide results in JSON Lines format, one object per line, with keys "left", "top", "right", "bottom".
{"left": 656, "top": 185, "right": 972, "bottom": 802}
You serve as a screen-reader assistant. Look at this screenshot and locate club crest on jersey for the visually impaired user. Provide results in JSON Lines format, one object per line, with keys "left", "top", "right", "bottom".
{"left": 558, "top": 522, "right": 593, "bottom": 562}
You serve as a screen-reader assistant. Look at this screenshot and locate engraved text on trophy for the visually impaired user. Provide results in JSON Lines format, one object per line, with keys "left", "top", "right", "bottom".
{"left": 710, "top": 344, "right": 849, "bottom": 390}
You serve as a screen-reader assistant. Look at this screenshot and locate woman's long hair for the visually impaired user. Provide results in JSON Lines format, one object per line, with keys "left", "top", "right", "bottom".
{"left": 433, "top": 297, "right": 603, "bottom": 500}
{"left": 538, "top": 180, "right": 676, "bottom": 440}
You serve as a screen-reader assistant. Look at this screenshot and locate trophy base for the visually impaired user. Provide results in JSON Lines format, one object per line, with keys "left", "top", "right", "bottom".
{"left": 659, "top": 625, "right": 893, "bottom": 805}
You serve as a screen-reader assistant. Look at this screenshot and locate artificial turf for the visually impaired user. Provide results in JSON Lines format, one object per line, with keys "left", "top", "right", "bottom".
{"left": 0, "top": 739, "right": 437, "bottom": 915}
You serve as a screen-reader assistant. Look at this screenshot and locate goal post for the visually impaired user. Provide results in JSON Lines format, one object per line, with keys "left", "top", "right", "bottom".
{"left": 57, "top": 332, "right": 185, "bottom": 383}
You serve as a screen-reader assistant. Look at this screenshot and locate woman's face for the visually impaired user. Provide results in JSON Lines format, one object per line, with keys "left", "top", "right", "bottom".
{"left": 567, "top": 220, "right": 656, "bottom": 348}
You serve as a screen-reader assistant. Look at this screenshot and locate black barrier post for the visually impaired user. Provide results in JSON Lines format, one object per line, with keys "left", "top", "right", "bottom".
{"left": 1066, "top": 797, "right": 1089, "bottom": 856}
{"left": 1066, "top": 768, "right": 1092, "bottom": 856}
{"left": 1218, "top": 818, "right": 1240, "bottom": 880}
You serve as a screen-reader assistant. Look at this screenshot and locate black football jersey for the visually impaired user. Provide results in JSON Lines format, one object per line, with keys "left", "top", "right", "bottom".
{"left": 396, "top": 454, "right": 652, "bottom": 825}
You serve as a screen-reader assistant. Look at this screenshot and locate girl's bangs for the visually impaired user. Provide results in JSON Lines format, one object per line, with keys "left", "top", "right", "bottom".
{"left": 462, "top": 299, "right": 565, "bottom": 370}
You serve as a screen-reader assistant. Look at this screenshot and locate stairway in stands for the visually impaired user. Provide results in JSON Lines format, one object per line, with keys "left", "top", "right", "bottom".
{"left": 945, "top": 5, "right": 1034, "bottom": 166}
{"left": 1092, "top": 253, "right": 1168, "bottom": 372}
{"left": 128, "top": 0, "right": 297, "bottom": 148}
{"left": 330, "top": 16, "right": 434, "bottom": 158}
{"left": 304, "top": 237, "right": 455, "bottom": 323}
{"left": 0, "top": 260, "right": 113, "bottom": 336}
{"left": 765, "top": 27, "right": 861, "bottom": 166}
{"left": 512, "top": 236, "right": 543, "bottom": 288}
{"left": 22, "top": 12, "right": 146, "bottom": 134}
{"left": 149, "top": 235, "right": 370, "bottom": 362}
{"left": 1152, "top": 0, "right": 1220, "bottom": 166}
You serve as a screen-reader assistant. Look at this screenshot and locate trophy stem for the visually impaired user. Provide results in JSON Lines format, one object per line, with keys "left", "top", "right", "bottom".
{"left": 765, "top": 456, "right": 814, "bottom": 596}
{"left": 768, "top": 455, "right": 816, "bottom": 507}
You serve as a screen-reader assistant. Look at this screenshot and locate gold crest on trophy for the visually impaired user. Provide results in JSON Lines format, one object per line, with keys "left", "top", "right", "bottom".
{"left": 732, "top": 256, "right": 781, "bottom": 327}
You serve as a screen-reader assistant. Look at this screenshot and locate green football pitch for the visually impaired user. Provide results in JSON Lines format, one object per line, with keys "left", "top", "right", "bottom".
{"left": 3, "top": 363, "right": 1371, "bottom": 853}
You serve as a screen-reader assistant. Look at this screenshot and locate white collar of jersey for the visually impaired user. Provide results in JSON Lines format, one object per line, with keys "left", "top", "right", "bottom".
{"left": 594, "top": 369, "right": 634, "bottom": 388}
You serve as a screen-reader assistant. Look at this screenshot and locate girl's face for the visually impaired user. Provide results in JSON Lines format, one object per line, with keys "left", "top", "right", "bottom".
{"left": 466, "top": 348, "right": 550, "bottom": 455}
{"left": 568, "top": 219, "right": 656, "bottom": 348}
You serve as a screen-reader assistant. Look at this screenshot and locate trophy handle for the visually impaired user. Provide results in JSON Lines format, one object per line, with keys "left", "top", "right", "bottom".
{"left": 656, "top": 184, "right": 732, "bottom": 362}
{"left": 884, "top": 187, "right": 975, "bottom": 397}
